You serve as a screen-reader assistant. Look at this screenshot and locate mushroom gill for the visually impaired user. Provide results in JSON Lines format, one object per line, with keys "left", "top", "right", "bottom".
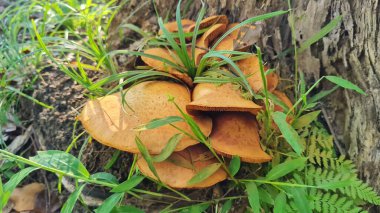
{"left": 186, "top": 83, "right": 262, "bottom": 115}
{"left": 78, "top": 81, "right": 212, "bottom": 154}
{"left": 137, "top": 144, "right": 227, "bottom": 188}
{"left": 210, "top": 112, "right": 272, "bottom": 163}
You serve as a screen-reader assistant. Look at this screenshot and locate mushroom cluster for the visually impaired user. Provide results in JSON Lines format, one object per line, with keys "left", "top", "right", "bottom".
{"left": 78, "top": 15, "right": 293, "bottom": 189}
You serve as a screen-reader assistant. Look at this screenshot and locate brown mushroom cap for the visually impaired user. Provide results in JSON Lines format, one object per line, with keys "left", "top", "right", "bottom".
{"left": 186, "top": 15, "right": 228, "bottom": 32}
{"left": 236, "top": 55, "right": 279, "bottom": 92}
{"left": 196, "top": 23, "right": 227, "bottom": 49}
{"left": 187, "top": 47, "right": 207, "bottom": 65}
{"left": 158, "top": 19, "right": 195, "bottom": 35}
{"left": 186, "top": 83, "right": 262, "bottom": 115}
{"left": 210, "top": 112, "right": 272, "bottom": 163}
{"left": 141, "top": 48, "right": 193, "bottom": 86}
{"left": 137, "top": 144, "right": 227, "bottom": 188}
{"left": 78, "top": 81, "right": 212, "bottom": 154}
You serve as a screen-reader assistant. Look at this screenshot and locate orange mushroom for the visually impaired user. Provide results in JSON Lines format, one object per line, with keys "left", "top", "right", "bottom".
{"left": 186, "top": 83, "right": 262, "bottom": 115}
{"left": 186, "top": 47, "right": 207, "bottom": 65}
{"left": 141, "top": 48, "right": 193, "bottom": 86}
{"left": 236, "top": 55, "right": 279, "bottom": 92}
{"left": 210, "top": 112, "right": 272, "bottom": 163}
{"left": 272, "top": 90, "right": 293, "bottom": 112}
{"left": 78, "top": 81, "right": 212, "bottom": 154}
{"left": 196, "top": 23, "right": 226, "bottom": 49}
{"left": 186, "top": 15, "right": 228, "bottom": 32}
{"left": 158, "top": 19, "right": 195, "bottom": 35}
{"left": 137, "top": 144, "right": 227, "bottom": 188}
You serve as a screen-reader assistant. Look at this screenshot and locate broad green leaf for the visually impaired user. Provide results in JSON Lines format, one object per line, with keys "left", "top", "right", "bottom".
{"left": 265, "top": 158, "right": 307, "bottom": 181}
{"left": 61, "top": 184, "right": 86, "bottom": 213}
{"left": 111, "top": 205, "right": 144, "bottom": 213}
{"left": 258, "top": 188, "right": 274, "bottom": 205}
{"left": 152, "top": 134, "right": 183, "bottom": 162}
{"left": 272, "top": 112, "right": 303, "bottom": 155}
{"left": 221, "top": 200, "right": 232, "bottom": 213}
{"left": 135, "top": 136, "right": 160, "bottom": 181}
{"left": 134, "top": 116, "right": 183, "bottom": 131}
{"left": 179, "top": 204, "right": 210, "bottom": 213}
{"left": 187, "top": 163, "right": 221, "bottom": 186}
{"left": 298, "top": 16, "right": 342, "bottom": 53}
{"left": 325, "top": 75, "right": 365, "bottom": 95}
{"left": 94, "top": 193, "right": 124, "bottom": 213}
{"left": 111, "top": 175, "right": 144, "bottom": 193}
{"left": 273, "top": 192, "right": 286, "bottom": 213}
{"left": 245, "top": 182, "right": 260, "bottom": 213}
{"left": 30, "top": 150, "right": 90, "bottom": 178}
{"left": 2, "top": 167, "right": 38, "bottom": 207}
{"left": 288, "top": 188, "right": 311, "bottom": 213}
{"left": 91, "top": 172, "right": 119, "bottom": 184}
{"left": 292, "top": 110, "right": 321, "bottom": 129}
{"left": 228, "top": 156, "right": 241, "bottom": 177}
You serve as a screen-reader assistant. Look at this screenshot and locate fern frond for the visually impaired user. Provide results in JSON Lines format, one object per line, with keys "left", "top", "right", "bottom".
{"left": 310, "top": 190, "right": 366, "bottom": 213}
{"left": 340, "top": 179, "right": 380, "bottom": 205}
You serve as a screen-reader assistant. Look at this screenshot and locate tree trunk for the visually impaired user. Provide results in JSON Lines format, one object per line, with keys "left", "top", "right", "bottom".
{"left": 108, "top": 0, "right": 380, "bottom": 206}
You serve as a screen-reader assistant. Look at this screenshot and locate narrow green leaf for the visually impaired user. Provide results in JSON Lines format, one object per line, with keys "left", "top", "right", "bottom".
{"left": 135, "top": 116, "right": 183, "bottom": 131}
{"left": 29, "top": 150, "right": 90, "bottom": 178}
{"left": 308, "top": 86, "right": 339, "bottom": 103}
{"left": 2, "top": 167, "right": 38, "bottom": 207}
{"left": 220, "top": 200, "right": 233, "bottom": 213}
{"left": 292, "top": 110, "right": 321, "bottom": 129}
{"left": 135, "top": 136, "right": 160, "bottom": 181}
{"left": 94, "top": 193, "right": 124, "bottom": 213}
{"left": 111, "top": 175, "right": 144, "bottom": 193}
{"left": 179, "top": 204, "right": 210, "bottom": 213}
{"left": 152, "top": 134, "right": 183, "bottom": 162}
{"left": 325, "top": 75, "right": 365, "bottom": 95}
{"left": 166, "top": 153, "right": 194, "bottom": 170}
{"left": 288, "top": 188, "right": 311, "bottom": 213}
{"left": 317, "top": 179, "right": 353, "bottom": 190}
{"left": 228, "top": 156, "right": 241, "bottom": 177}
{"left": 104, "top": 150, "right": 121, "bottom": 170}
{"left": 61, "top": 184, "right": 86, "bottom": 213}
{"left": 272, "top": 112, "right": 303, "bottom": 155}
{"left": 187, "top": 163, "right": 221, "bottom": 186}
{"left": 265, "top": 158, "right": 307, "bottom": 181}
{"left": 258, "top": 188, "right": 274, "bottom": 205}
{"left": 299, "top": 16, "right": 342, "bottom": 52}
{"left": 111, "top": 205, "right": 144, "bottom": 213}
{"left": 245, "top": 182, "right": 260, "bottom": 213}
{"left": 273, "top": 192, "right": 286, "bottom": 213}
{"left": 91, "top": 172, "right": 119, "bottom": 184}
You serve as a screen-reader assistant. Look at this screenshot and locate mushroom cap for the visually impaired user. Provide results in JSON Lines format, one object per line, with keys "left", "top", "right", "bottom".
{"left": 78, "top": 81, "right": 212, "bottom": 154}
{"left": 210, "top": 112, "right": 272, "bottom": 163}
{"left": 186, "top": 15, "right": 228, "bottom": 32}
{"left": 236, "top": 55, "right": 279, "bottom": 92}
{"left": 186, "top": 83, "right": 262, "bottom": 115}
{"left": 196, "top": 23, "right": 227, "bottom": 48}
{"left": 214, "top": 23, "right": 258, "bottom": 53}
{"left": 272, "top": 90, "right": 293, "bottom": 112}
{"left": 187, "top": 47, "right": 207, "bottom": 65}
{"left": 141, "top": 48, "right": 193, "bottom": 86}
{"left": 10, "top": 183, "right": 45, "bottom": 212}
{"left": 137, "top": 144, "right": 227, "bottom": 188}
{"left": 158, "top": 19, "right": 195, "bottom": 35}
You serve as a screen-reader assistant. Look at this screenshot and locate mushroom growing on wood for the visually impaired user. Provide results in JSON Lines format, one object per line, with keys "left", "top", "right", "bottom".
{"left": 137, "top": 144, "right": 227, "bottom": 188}
{"left": 210, "top": 112, "right": 272, "bottom": 163}
{"left": 186, "top": 82, "right": 262, "bottom": 115}
{"left": 78, "top": 81, "right": 212, "bottom": 154}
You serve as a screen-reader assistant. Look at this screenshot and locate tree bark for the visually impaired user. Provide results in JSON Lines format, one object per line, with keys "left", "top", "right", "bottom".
{"left": 108, "top": 0, "right": 380, "bottom": 203}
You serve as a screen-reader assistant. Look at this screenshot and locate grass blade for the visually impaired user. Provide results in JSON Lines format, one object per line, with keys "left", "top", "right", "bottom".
{"left": 187, "top": 163, "right": 221, "bottom": 186}
{"left": 292, "top": 110, "right": 321, "bottom": 129}
{"left": 273, "top": 192, "right": 286, "bottom": 213}
{"left": 61, "top": 184, "right": 86, "bottom": 213}
{"left": 111, "top": 175, "right": 145, "bottom": 193}
{"left": 272, "top": 112, "right": 303, "bottom": 155}
{"left": 228, "top": 156, "right": 241, "bottom": 177}
{"left": 265, "top": 158, "right": 307, "bottom": 181}
{"left": 94, "top": 193, "right": 124, "bottom": 213}
{"left": 325, "top": 75, "right": 365, "bottom": 95}
{"left": 245, "top": 182, "right": 260, "bottom": 213}
{"left": 134, "top": 116, "right": 184, "bottom": 131}
{"left": 135, "top": 136, "right": 160, "bottom": 181}
{"left": 152, "top": 134, "right": 183, "bottom": 162}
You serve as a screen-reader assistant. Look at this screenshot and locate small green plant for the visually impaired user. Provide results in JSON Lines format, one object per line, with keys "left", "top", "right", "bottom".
{"left": 0, "top": 0, "right": 379, "bottom": 213}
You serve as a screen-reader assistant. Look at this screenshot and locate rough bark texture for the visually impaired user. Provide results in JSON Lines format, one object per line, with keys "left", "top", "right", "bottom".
{"left": 108, "top": 0, "right": 380, "bottom": 203}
